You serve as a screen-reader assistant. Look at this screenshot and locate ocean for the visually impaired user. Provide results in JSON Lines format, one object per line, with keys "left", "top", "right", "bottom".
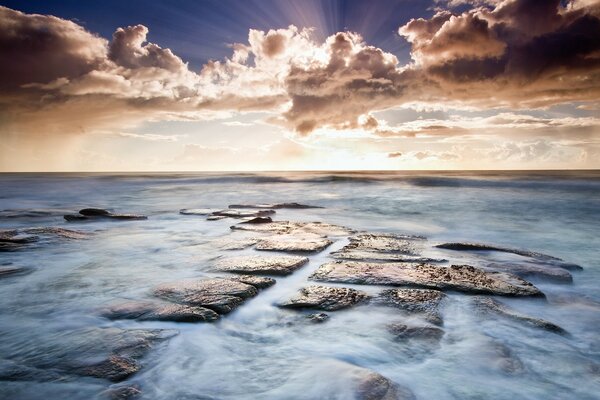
{"left": 0, "top": 171, "right": 599, "bottom": 399}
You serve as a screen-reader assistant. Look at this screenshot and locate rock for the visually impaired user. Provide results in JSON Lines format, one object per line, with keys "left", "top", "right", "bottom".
{"left": 22, "top": 227, "right": 89, "bottom": 240}
{"left": 435, "top": 242, "right": 562, "bottom": 261}
{"left": 473, "top": 297, "right": 567, "bottom": 335}
{"left": 278, "top": 285, "right": 369, "bottom": 311}
{"left": 81, "top": 355, "right": 140, "bottom": 382}
{"left": 0, "top": 327, "right": 176, "bottom": 383}
{"left": 310, "top": 261, "right": 544, "bottom": 297}
{"left": 231, "top": 220, "right": 354, "bottom": 235}
{"left": 102, "top": 384, "right": 142, "bottom": 400}
{"left": 488, "top": 340, "right": 525, "bottom": 374}
{"left": 0, "top": 230, "right": 38, "bottom": 244}
{"left": 484, "top": 262, "right": 572, "bottom": 283}
{"left": 153, "top": 278, "right": 260, "bottom": 314}
{"left": 180, "top": 208, "right": 224, "bottom": 215}
{"left": 255, "top": 233, "right": 333, "bottom": 253}
{"left": 101, "top": 301, "right": 220, "bottom": 322}
{"left": 212, "top": 237, "right": 259, "bottom": 250}
{"left": 206, "top": 215, "right": 228, "bottom": 221}
{"left": 354, "top": 368, "right": 416, "bottom": 400}
{"left": 64, "top": 208, "right": 147, "bottom": 221}
{"left": 229, "top": 275, "right": 276, "bottom": 289}
{"left": 375, "top": 288, "right": 446, "bottom": 326}
{"left": 214, "top": 255, "right": 309, "bottom": 276}
{"left": 0, "top": 359, "right": 62, "bottom": 382}
{"left": 229, "top": 202, "right": 323, "bottom": 209}
{"left": 332, "top": 250, "right": 446, "bottom": 263}
{"left": 388, "top": 323, "right": 445, "bottom": 341}
{"left": 307, "top": 313, "right": 329, "bottom": 323}
{"left": 240, "top": 216, "right": 273, "bottom": 224}
{"left": 0, "top": 266, "right": 32, "bottom": 278}
{"left": 213, "top": 209, "right": 275, "bottom": 218}
{"left": 343, "top": 233, "right": 425, "bottom": 253}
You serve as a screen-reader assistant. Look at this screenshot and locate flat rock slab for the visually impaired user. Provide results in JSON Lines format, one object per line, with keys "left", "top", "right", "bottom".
{"left": 435, "top": 242, "right": 562, "bottom": 261}
{"left": 228, "top": 202, "right": 323, "bottom": 209}
{"left": 278, "top": 285, "right": 370, "bottom": 311}
{"left": 332, "top": 250, "right": 446, "bottom": 263}
{"left": 343, "top": 233, "right": 424, "bottom": 253}
{"left": 376, "top": 288, "right": 446, "bottom": 325}
{"left": 101, "top": 301, "right": 219, "bottom": 323}
{"left": 255, "top": 233, "right": 333, "bottom": 253}
{"left": 153, "top": 278, "right": 260, "bottom": 314}
{"left": 214, "top": 255, "right": 309, "bottom": 276}
{"left": 310, "top": 261, "right": 544, "bottom": 297}
{"left": 64, "top": 208, "right": 147, "bottom": 222}
{"left": 212, "top": 237, "right": 259, "bottom": 250}
{"left": 474, "top": 297, "right": 567, "bottom": 335}
{"left": 230, "top": 275, "right": 276, "bottom": 289}
{"left": 231, "top": 220, "right": 354, "bottom": 236}
{"left": 484, "top": 262, "right": 572, "bottom": 284}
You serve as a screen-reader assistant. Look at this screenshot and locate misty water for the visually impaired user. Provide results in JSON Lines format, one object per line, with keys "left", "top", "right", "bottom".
{"left": 0, "top": 171, "right": 599, "bottom": 399}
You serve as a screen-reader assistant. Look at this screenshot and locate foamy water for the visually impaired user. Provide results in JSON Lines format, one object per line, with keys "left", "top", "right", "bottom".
{"left": 0, "top": 171, "right": 599, "bottom": 399}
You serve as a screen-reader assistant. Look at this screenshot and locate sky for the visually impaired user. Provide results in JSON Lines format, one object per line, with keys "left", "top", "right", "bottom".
{"left": 0, "top": 0, "right": 599, "bottom": 171}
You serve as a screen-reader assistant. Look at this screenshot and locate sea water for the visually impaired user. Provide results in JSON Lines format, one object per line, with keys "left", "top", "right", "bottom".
{"left": 0, "top": 171, "right": 599, "bottom": 399}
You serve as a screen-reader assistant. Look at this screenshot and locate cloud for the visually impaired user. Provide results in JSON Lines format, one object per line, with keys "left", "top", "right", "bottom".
{"left": 0, "top": 0, "right": 599, "bottom": 147}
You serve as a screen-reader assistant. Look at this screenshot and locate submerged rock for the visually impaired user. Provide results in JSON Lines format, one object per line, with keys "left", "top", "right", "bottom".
{"left": 0, "top": 230, "right": 38, "bottom": 244}
{"left": 228, "top": 202, "right": 323, "bottom": 209}
{"left": 0, "top": 327, "right": 176, "bottom": 383}
{"left": 332, "top": 250, "right": 446, "bottom": 263}
{"left": 101, "top": 301, "right": 220, "bottom": 322}
{"left": 0, "top": 359, "right": 62, "bottom": 382}
{"left": 353, "top": 367, "right": 416, "bottom": 400}
{"left": 81, "top": 355, "right": 140, "bottom": 382}
{"left": 102, "top": 384, "right": 142, "bottom": 400}
{"left": 0, "top": 266, "right": 32, "bottom": 279}
{"left": 484, "top": 262, "right": 573, "bottom": 284}
{"left": 255, "top": 233, "right": 333, "bottom": 253}
{"left": 473, "top": 297, "right": 567, "bottom": 335}
{"left": 310, "top": 261, "right": 544, "bottom": 297}
{"left": 23, "top": 227, "right": 89, "bottom": 240}
{"left": 307, "top": 312, "right": 330, "bottom": 323}
{"left": 64, "top": 208, "right": 147, "bottom": 222}
{"left": 388, "top": 323, "right": 445, "bottom": 341}
{"left": 214, "top": 255, "right": 309, "bottom": 276}
{"left": 154, "top": 278, "right": 258, "bottom": 314}
{"left": 212, "top": 237, "right": 259, "bottom": 250}
{"left": 376, "top": 288, "right": 446, "bottom": 325}
{"left": 435, "top": 242, "right": 562, "bottom": 261}
{"left": 278, "top": 285, "right": 369, "bottom": 311}
{"left": 0, "top": 227, "right": 88, "bottom": 251}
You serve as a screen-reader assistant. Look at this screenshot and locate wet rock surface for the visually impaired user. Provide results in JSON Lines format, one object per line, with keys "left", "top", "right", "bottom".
{"left": 376, "top": 288, "right": 446, "bottom": 325}
{"left": 0, "top": 265, "right": 32, "bottom": 278}
{"left": 102, "top": 384, "right": 142, "bottom": 400}
{"left": 153, "top": 278, "right": 260, "bottom": 314}
{"left": 435, "top": 242, "right": 563, "bottom": 261}
{"left": 353, "top": 367, "right": 416, "bottom": 400}
{"left": 214, "top": 255, "right": 309, "bottom": 276}
{"left": 0, "top": 327, "right": 176, "bottom": 383}
{"left": 255, "top": 233, "right": 333, "bottom": 252}
{"left": 474, "top": 297, "right": 567, "bottom": 335}
{"left": 484, "top": 262, "right": 573, "bottom": 283}
{"left": 64, "top": 208, "right": 147, "bottom": 221}
{"left": 388, "top": 323, "right": 445, "bottom": 342}
{"left": 101, "top": 301, "right": 220, "bottom": 322}
{"left": 228, "top": 202, "right": 323, "bottom": 209}
{"left": 0, "top": 227, "right": 88, "bottom": 251}
{"left": 229, "top": 275, "right": 276, "bottom": 289}
{"left": 279, "top": 285, "right": 369, "bottom": 311}
{"left": 311, "top": 261, "right": 544, "bottom": 297}
{"left": 231, "top": 220, "right": 354, "bottom": 236}
{"left": 306, "top": 312, "right": 329, "bottom": 323}
{"left": 240, "top": 216, "right": 273, "bottom": 224}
